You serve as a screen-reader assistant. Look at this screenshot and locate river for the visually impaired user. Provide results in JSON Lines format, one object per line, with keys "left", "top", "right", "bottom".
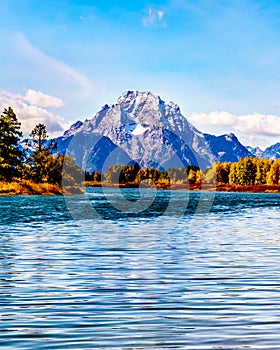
{"left": 1, "top": 189, "right": 280, "bottom": 349}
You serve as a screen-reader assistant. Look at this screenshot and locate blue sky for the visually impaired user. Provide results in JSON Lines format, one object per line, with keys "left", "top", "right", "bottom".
{"left": 1, "top": 0, "right": 280, "bottom": 147}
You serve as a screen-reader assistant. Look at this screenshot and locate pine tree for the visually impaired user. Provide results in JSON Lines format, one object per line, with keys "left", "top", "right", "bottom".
{"left": 29, "top": 123, "right": 58, "bottom": 183}
{"left": 30, "top": 123, "right": 48, "bottom": 152}
{"left": 30, "top": 123, "right": 57, "bottom": 153}
{"left": 0, "top": 107, "right": 23, "bottom": 181}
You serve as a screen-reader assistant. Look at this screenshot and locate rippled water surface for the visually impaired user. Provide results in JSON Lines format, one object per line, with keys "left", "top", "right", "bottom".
{"left": 1, "top": 189, "right": 280, "bottom": 349}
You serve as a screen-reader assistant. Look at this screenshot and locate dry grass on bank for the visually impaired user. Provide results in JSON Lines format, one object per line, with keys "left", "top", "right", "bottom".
{"left": 0, "top": 180, "right": 64, "bottom": 195}
{"left": 0, "top": 180, "right": 84, "bottom": 195}
{"left": 0, "top": 180, "right": 86, "bottom": 195}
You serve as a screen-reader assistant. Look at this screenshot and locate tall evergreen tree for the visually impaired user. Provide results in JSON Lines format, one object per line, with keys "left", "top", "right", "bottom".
{"left": 0, "top": 107, "right": 23, "bottom": 181}
{"left": 30, "top": 123, "right": 48, "bottom": 152}
{"left": 29, "top": 123, "right": 58, "bottom": 183}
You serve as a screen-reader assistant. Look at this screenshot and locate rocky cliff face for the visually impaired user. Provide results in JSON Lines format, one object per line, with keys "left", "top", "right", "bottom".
{"left": 85, "top": 90, "right": 213, "bottom": 169}
{"left": 204, "top": 132, "right": 251, "bottom": 163}
{"left": 56, "top": 90, "right": 256, "bottom": 171}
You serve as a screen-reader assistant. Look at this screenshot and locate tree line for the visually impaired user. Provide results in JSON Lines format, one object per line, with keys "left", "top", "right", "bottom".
{"left": 204, "top": 157, "right": 280, "bottom": 186}
{"left": 0, "top": 107, "right": 80, "bottom": 185}
{"left": 88, "top": 158, "right": 280, "bottom": 187}
{"left": 87, "top": 164, "right": 203, "bottom": 185}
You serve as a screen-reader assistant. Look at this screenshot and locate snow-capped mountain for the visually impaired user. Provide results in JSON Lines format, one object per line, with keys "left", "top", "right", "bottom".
{"left": 55, "top": 90, "right": 256, "bottom": 171}
{"left": 246, "top": 146, "right": 264, "bottom": 157}
{"left": 204, "top": 133, "right": 251, "bottom": 162}
{"left": 85, "top": 90, "right": 213, "bottom": 169}
{"left": 63, "top": 120, "right": 83, "bottom": 137}
{"left": 261, "top": 143, "right": 280, "bottom": 160}
{"left": 246, "top": 144, "right": 280, "bottom": 160}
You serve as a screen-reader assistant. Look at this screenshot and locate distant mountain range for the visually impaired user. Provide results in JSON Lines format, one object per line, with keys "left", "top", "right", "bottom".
{"left": 246, "top": 144, "right": 280, "bottom": 160}
{"left": 22, "top": 90, "right": 280, "bottom": 171}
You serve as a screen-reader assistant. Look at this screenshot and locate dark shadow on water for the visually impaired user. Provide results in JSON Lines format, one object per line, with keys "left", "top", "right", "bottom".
{"left": 0, "top": 190, "right": 279, "bottom": 224}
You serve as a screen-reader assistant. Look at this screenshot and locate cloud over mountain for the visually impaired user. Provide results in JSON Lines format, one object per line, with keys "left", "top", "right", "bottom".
{"left": 190, "top": 111, "right": 280, "bottom": 137}
{"left": 24, "top": 89, "right": 64, "bottom": 108}
{"left": 0, "top": 89, "right": 67, "bottom": 136}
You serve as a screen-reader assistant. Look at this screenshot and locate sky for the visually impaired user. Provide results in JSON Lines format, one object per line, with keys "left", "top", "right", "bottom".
{"left": 1, "top": 0, "right": 280, "bottom": 148}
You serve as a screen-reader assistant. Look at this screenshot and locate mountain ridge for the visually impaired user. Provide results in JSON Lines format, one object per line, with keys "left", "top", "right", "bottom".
{"left": 22, "top": 90, "right": 280, "bottom": 171}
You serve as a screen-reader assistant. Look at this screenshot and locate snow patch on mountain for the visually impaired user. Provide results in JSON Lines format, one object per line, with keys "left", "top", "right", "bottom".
{"left": 131, "top": 124, "right": 149, "bottom": 136}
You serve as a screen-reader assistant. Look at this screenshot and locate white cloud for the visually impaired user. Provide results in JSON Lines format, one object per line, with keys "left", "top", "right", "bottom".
{"left": 0, "top": 90, "right": 67, "bottom": 136}
{"left": 190, "top": 111, "right": 236, "bottom": 127}
{"left": 189, "top": 110, "right": 280, "bottom": 137}
{"left": 235, "top": 113, "right": 280, "bottom": 136}
{"left": 24, "top": 89, "right": 64, "bottom": 108}
{"left": 158, "top": 10, "right": 165, "bottom": 21}
{"left": 142, "top": 8, "right": 166, "bottom": 27}
{"left": 14, "top": 33, "right": 93, "bottom": 98}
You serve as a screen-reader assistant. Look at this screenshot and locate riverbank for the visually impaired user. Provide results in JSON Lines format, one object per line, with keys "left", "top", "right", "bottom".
{"left": 0, "top": 180, "right": 83, "bottom": 195}
{"left": 214, "top": 184, "right": 280, "bottom": 193}
{"left": 84, "top": 181, "right": 280, "bottom": 192}
{"left": 2, "top": 180, "right": 280, "bottom": 195}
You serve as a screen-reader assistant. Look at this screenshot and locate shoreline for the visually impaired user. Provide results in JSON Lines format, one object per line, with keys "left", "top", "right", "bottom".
{"left": 0, "top": 180, "right": 83, "bottom": 196}
{"left": 1, "top": 181, "right": 280, "bottom": 195}
{"left": 84, "top": 182, "right": 280, "bottom": 193}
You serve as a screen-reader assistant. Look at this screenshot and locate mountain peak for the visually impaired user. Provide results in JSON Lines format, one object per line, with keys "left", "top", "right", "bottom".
{"left": 114, "top": 90, "right": 186, "bottom": 130}
{"left": 116, "top": 90, "right": 164, "bottom": 114}
{"left": 63, "top": 120, "right": 83, "bottom": 137}
{"left": 117, "top": 90, "right": 137, "bottom": 104}
{"left": 225, "top": 132, "right": 238, "bottom": 141}
{"left": 117, "top": 90, "right": 160, "bottom": 103}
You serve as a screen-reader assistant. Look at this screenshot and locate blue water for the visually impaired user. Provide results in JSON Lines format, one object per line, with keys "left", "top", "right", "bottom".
{"left": 1, "top": 189, "right": 280, "bottom": 349}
